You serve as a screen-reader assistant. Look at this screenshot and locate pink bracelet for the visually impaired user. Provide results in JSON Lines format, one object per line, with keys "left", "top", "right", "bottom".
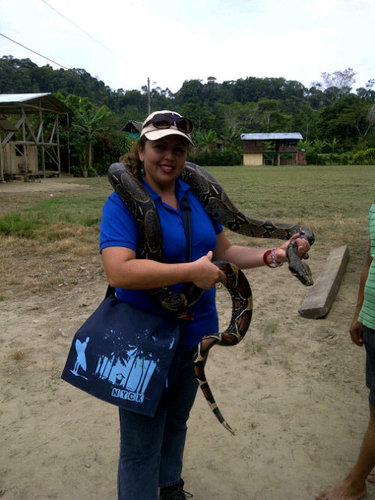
{"left": 263, "top": 248, "right": 283, "bottom": 268}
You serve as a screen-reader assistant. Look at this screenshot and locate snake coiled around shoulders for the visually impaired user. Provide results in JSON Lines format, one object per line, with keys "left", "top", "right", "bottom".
{"left": 108, "top": 161, "right": 314, "bottom": 434}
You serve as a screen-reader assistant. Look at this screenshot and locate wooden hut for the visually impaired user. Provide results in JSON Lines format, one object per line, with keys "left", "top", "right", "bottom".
{"left": 122, "top": 120, "right": 142, "bottom": 139}
{"left": 0, "top": 93, "right": 69, "bottom": 181}
{"left": 241, "top": 132, "right": 304, "bottom": 166}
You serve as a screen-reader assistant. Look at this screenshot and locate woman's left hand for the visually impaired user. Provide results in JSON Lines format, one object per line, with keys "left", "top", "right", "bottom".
{"left": 274, "top": 234, "right": 311, "bottom": 264}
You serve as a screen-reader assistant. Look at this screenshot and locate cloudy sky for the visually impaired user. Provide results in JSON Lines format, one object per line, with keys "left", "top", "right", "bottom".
{"left": 1, "top": 0, "right": 374, "bottom": 93}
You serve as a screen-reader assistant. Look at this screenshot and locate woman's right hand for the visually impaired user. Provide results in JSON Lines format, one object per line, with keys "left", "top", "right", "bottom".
{"left": 350, "top": 319, "right": 364, "bottom": 346}
{"left": 190, "top": 251, "right": 226, "bottom": 289}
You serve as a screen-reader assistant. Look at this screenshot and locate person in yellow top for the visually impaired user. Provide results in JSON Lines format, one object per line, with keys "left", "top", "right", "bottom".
{"left": 316, "top": 204, "right": 375, "bottom": 500}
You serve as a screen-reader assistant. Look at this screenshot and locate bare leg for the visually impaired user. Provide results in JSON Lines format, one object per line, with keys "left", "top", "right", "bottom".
{"left": 315, "top": 403, "right": 375, "bottom": 500}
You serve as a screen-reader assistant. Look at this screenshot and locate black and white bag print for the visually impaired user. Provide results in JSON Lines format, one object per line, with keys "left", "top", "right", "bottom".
{"left": 61, "top": 292, "right": 183, "bottom": 417}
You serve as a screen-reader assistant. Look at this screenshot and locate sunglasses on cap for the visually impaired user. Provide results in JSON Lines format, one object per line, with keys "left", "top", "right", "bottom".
{"left": 143, "top": 113, "right": 193, "bottom": 134}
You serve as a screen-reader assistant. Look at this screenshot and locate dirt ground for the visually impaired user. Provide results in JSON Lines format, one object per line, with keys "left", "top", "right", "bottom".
{"left": 1, "top": 179, "right": 375, "bottom": 500}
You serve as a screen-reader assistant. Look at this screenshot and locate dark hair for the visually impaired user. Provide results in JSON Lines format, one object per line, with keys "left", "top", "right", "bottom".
{"left": 119, "top": 136, "right": 148, "bottom": 180}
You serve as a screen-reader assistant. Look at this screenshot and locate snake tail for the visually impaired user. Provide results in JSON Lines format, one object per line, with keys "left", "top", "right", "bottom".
{"left": 194, "top": 338, "right": 235, "bottom": 435}
{"left": 193, "top": 262, "right": 253, "bottom": 434}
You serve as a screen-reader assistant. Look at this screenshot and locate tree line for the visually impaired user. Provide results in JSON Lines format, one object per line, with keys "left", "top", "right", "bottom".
{"left": 1, "top": 55, "right": 375, "bottom": 173}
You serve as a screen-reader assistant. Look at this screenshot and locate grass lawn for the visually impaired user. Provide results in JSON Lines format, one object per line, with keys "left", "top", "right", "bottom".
{"left": 0, "top": 163, "right": 374, "bottom": 298}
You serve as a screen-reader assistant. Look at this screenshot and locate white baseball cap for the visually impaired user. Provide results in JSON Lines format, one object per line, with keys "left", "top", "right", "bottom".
{"left": 140, "top": 110, "right": 193, "bottom": 145}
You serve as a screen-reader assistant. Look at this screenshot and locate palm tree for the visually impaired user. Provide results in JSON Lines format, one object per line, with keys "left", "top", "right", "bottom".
{"left": 328, "top": 137, "right": 338, "bottom": 153}
{"left": 221, "top": 125, "right": 243, "bottom": 154}
{"left": 313, "top": 139, "right": 327, "bottom": 154}
{"left": 193, "top": 129, "right": 218, "bottom": 153}
{"left": 73, "top": 98, "right": 114, "bottom": 177}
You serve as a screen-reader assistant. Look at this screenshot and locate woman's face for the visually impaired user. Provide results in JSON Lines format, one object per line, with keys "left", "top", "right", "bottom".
{"left": 138, "top": 135, "right": 188, "bottom": 192}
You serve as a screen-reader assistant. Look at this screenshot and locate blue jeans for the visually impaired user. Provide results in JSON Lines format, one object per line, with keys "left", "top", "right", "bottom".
{"left": 117, "top": 348, "right": 198, "bottom": 500}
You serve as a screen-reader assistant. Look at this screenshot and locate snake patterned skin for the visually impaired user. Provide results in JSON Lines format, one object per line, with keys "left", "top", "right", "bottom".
{"left": 182, "top": 162, "right": 315, "bottom": 286}
{"left": 108, "top": 161, "right": 314, "bottom": 433}
{"left": 193, "top": 261, "right": 252, "bottom": 434}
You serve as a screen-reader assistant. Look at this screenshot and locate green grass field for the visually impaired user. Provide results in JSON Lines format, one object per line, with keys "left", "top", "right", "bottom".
{"left": 209, "top": 164, "right": 375, "bottom": 254}
{"left": 1, "top": 164, "right": 374, "bottom": 264}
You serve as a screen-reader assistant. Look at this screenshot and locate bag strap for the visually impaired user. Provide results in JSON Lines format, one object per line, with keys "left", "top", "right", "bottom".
{"left": 105, "top": 193, "right": 193, "bottom": 300}
{"left": 105, "top": 284, "right": 115, "bottom": 298}
{"left": 180, "top": 193, "right": 192, "bottom": 262}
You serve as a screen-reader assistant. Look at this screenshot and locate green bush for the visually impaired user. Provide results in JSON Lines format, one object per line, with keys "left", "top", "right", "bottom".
{"left": 324, "top": 153, "right": 352, "bottom": 165}
{"left": 306, "top": 151, "right": 356, "bottom": 166}
{"left": 70, "top": 165, "right": 82, "bottom": 177}
{"left": 341, "top": 153, "right": 351, "bottom": 165}
{"left": 352, "top": 148, "right": 375, "bottom": 165}
{"left": 306, "top": 151, "right": 326, "bottom": 165}
{"left": 87, "top": 167, "right": 97, "bottom": 177}
{"left": 93, "top": 133, "right": 134, "bottom": 175}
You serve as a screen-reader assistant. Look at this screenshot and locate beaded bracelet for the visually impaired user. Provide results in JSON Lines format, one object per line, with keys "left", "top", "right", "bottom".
{"left": 263, "top": 248, "right": 283, "bottom": 268}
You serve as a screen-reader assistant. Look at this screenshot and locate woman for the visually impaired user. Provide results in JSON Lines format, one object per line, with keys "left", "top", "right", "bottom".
{"left": 100, "top": 110, "right": 310, "bottom": 500}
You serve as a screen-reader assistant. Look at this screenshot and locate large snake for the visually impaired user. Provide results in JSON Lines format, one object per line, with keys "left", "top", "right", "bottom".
{"left": 108, "top": 161, "right": 314, "bottom": 433}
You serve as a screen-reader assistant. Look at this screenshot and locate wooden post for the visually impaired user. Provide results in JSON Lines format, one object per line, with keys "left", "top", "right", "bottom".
{"left": 39, "top": 109, "right": 46, "bottom": 177}
{"left": 0, "top": 134, "right": 4, "bottom": 181}
{"left": 21, "top": 108, "right": 28, "bottom": 181}
{"left": 56, "top": 115, "right": 61, "bottom": 176}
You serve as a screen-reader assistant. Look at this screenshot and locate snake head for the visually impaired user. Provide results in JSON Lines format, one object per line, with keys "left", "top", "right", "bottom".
{"left": 297, "top": 227, "right": 315, "bottom": 246}
{"left": 287, "top": 239, "right": 314, "bottom": 286}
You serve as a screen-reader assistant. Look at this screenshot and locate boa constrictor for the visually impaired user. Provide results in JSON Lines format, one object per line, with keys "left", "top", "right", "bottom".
{"left": 108, "top": 161, "right": 314, "bottom": 434}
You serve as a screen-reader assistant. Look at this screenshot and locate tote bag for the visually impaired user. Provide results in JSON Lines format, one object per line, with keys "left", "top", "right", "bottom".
{"left": 61, "top": 290, "right": 183, "bottom": 417}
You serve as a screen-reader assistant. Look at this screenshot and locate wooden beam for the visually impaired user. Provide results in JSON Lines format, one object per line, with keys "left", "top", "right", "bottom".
{"left": 56, "top": 114, "right": 61, "bottom": 175}
{"left": 39, "top": 110, "right": 45, "bottom": 177}
{"left": 1, "top": 116, "right": 25, "bottom": 147}
{"left": 0, "top": 133, "right": 4, "bottom": 181}
{"left": 49, "top": 119, "right": 57, "bottom": 143}
{"left": 298, "top": 245, "right": 350, "bottom": 319}
{"left": 24, "top": 115, "right": 38, "bottom": 143}
{"left": 12, "top": 140, "right": 58, "bottom": 146}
